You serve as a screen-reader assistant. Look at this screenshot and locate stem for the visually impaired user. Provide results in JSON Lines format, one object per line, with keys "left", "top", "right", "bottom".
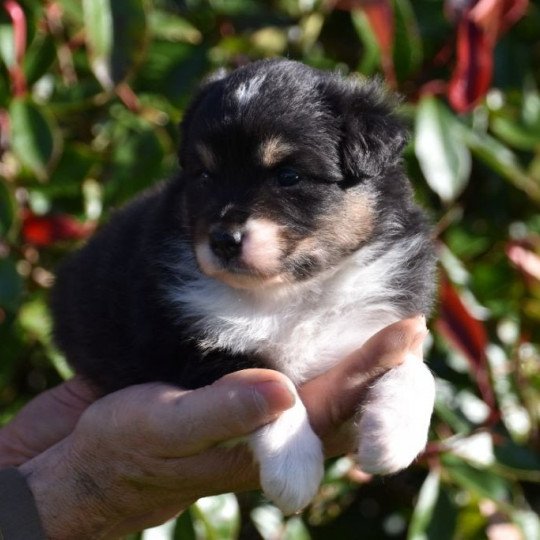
{"left": 4, "top": 0, "right": 27, "bottom": 96}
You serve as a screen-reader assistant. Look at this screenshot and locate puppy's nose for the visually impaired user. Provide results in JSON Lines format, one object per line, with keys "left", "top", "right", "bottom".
{"left": 209, "top": 226, "right": 243, "bottom": 261}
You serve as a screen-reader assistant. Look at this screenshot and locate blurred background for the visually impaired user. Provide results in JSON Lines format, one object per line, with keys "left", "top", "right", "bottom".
{"left": 1, "top": 0, "right": 539, "bottom": 538}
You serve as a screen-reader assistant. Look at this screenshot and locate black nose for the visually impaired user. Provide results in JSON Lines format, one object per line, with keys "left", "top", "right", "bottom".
{"left": 209, "top": 227, "right": 243, "bottom": 261}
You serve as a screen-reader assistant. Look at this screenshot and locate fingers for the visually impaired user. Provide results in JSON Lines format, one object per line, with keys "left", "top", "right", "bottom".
{"left": 301, "top": 316, "right": 428, "bottom": 444}
{"left": 106, "top": 369, "right": 296, "bottom": 458}
{"left": 0, "top": 376, "right": 98, "bottom": 466}
{"left": 164, "top": 444, "right": 260, "bottom": 496}
{"left": 105, "top": 444, "right": 260, "bottom": 536}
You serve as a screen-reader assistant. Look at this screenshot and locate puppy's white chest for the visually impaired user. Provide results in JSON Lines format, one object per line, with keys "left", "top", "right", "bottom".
{"left": 170, "top": 244, "right": 407, "bottom": 383}
{"left": 257, "top": 305, "right": 398, "bottom": 382}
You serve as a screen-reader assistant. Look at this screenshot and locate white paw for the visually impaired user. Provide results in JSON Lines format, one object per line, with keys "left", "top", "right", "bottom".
{"left": 249, "top": 393, "right": 324, "bottom": 514}
{"left": 357, "top": 354, "right": 435, "bottom": 474}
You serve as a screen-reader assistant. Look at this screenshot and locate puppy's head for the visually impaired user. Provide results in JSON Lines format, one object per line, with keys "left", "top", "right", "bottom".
{"left": 178, "top": 59, "right": 407, "bottom": 290}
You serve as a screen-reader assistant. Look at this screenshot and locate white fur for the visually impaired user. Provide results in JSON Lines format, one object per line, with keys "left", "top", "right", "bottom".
{"left": 241, "top": 218, "right": 284, "bottom": 274}
{"left": 358, "top": 352, "right": 435, "bottom": 473}
{"left": 169, "top": 235, "right": 426, "bottom": 381}
{"left": 235, "top": 75, "right": 267, "bottom": 104}
{"left": 166, "top": 233, "right": 434, "bottom": 512}
{"left": 249, "top": 385, "right": 324, "bottom": 514}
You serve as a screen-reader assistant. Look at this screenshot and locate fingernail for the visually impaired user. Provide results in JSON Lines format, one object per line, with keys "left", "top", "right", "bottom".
{"left": 253, "top": 380, "right": 296, "bottom": 416}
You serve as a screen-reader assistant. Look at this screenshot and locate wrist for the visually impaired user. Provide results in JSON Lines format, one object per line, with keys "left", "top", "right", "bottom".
{"left": 19, "top": 437, "right": 120, "bottom": 540}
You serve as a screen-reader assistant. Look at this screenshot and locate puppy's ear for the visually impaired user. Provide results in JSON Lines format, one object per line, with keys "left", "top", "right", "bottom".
{"left": 322, "top": 77, "right": 408, "bottom": 180}
{"left": 179, "top": 69, "right": 228, "bottom": 167}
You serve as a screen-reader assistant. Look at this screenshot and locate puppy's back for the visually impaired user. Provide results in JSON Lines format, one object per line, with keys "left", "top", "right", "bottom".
{"left": 51, "top": 183, "right": 178, "bottom": 391}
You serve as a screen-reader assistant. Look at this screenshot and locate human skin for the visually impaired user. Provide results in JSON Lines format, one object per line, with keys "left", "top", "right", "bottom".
{"left": 0, "top": 317, "right": 427, "bottom": 539}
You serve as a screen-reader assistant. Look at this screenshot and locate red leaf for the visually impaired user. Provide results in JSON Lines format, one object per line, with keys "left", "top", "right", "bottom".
{"left": 447, "top": 0, "right": 528, "bottom": 112}
{"left": 436, "top": 275, "right": 498, "bottom": 419}
{"left": 22, "top": 210, "right": 94, "bottom": 246}
{"left": 499, "top": 0, "right": 528, "bottom": 32}
{"left": 334, "top": 0, "right": 396, "bottom": 87}
{"left": 448, "top": 16, "right": 493, "bottom": 113}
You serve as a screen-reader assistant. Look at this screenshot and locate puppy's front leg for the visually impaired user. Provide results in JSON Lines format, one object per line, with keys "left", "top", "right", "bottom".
{"left": 357, "top": 354, "right": 435, "bottom": 474}
{"left": 249, "top": 386, "right": 324, "bottom": 514}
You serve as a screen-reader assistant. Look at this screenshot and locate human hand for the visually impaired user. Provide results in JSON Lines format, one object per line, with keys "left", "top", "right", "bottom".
{"left": 2, "top": 316, "right": 426, "bottom": 538}
{"left": 0, "top": 375, "right": 97, "bottom": 468}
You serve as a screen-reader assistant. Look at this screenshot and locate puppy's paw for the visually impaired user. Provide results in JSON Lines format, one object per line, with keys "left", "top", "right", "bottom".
{"left": 357, "top": 355, "right": 435, "bottom": 474}
{"left": 249, "top": 395, "right": 324, "bottom": 515}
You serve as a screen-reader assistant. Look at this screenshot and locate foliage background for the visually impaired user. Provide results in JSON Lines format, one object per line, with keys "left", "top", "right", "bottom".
{"left": 1, "top": 0, "right": 540, "bottom": 538}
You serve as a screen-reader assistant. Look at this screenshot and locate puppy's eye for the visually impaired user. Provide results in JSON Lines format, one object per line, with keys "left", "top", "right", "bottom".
{"left": 277, "top": 168, "right": 301, "bottom": 187}
{"left": 198, "top": 170, "right": 211, "bottom": 181}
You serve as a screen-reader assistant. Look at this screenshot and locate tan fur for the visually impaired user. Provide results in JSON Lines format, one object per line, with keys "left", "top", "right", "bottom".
{"left": 259, "top": 137, "right": 293, "bottom": 167}
{"left": 294, "top": 192, "right": 375, "bottom": 261}
{"left": 327, "top": 192, "right": 375, "bottom": 248}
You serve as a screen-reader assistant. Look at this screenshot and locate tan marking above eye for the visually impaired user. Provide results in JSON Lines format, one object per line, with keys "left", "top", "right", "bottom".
{"left": 258, "top": 137, "right": 293, "bottom": 168}
{"left": 195, "top": 143, "right": 216, "bottom": 171}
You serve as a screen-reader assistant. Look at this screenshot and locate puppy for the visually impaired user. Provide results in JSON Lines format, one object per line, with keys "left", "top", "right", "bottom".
{"left": 51, "top": 59, "right": 437, "bottom": 514}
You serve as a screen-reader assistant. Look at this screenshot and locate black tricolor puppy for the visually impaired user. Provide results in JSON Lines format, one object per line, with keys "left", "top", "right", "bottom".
{"left": 52, "top": 59, "right": 437, "bottom": 513}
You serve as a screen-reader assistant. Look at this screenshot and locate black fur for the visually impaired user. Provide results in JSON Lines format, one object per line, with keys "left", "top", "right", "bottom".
{"left": 51, "top": 59, "right": 436, "bottom": 394}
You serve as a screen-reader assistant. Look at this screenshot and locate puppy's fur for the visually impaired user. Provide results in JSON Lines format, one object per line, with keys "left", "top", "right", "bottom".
{"left": 52, "top": 59, "right": 437, "bottom": 513}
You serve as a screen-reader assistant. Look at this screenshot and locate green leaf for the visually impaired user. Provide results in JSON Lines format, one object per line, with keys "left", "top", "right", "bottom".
{"left": 148, "top": 11, "right": 202, "bottom": 44}
{"left": 18, "top": 297, "right": 74, "bottom": 380}
{"left": 351, "top": 10, "right": 381, "bottom": 76}
{"left": 441, "top": 453, "right": 510, "bottom": 502}
{"left": 462, "top": 127, "right": 540, "bottom": 204}
{"left": 46, "top": 143, "right": 97, "bottom": 198}
{"left": 0, "top": 179, "right": 17, "bottom": 238}
{"left": 251, "top": 27, "right": 288, "bottom": 56}
{"left": 251, "top": 505, "right": 284, "bottom": 540}
{"left": 454, "top": 502, "right": 488, "bottom": 540}
{"left": 104, "top": 118, "right": 167, "bottom": 204}
{"left": 9, "top": 97, "right": 61, "bottom": 181}
{"left": 173, "top": 510, "right": 197, "bottom": 540}
{"left": 83, "top": 0, "right": 113, "bottom": 88}
{"left": 522, "top": 76, "right": 540, "bottom": 128}
{"left": 494, "top": 437, "right": 540, "bottom": 472}
{"left": 415, "top": 96, "right": 471, "bottom": 204}
{"left": 57, "top": 0, "right": 84, "bottom": 24}
{"left": 24, "top": 32, "right": 57, "bottom": 85}
{"left": 408, "top": 469, "right": 441, "bottom": 540}
{"left": 0, "top": 257, "right": 23, "bottom": 312}
{"left": 185, "top": 0, "right": 259, "bottom": 16}
{"left": 192, "top": 494, "right": 240, "bottom": 540}
{"left": 83, "top": 0, "right": 148, "bottom": 90}
{"left": 392, "top": 0, "right": 423, "bottom": 81}
{"left": 512, "top": 509, "right": 540, "bottom": 540}
{"left": 135, "top": 38, "right": 209, "bottom": 107}
{"left": 0, "top": 19, "right": 15, "bottom": 68}
{"left": 490, "top": 116, "right": 540, "bottom": 151}
{"left": 140, "top": 519, "right": 175, "bottom": 539}
{"left": 298, "top": 13, "right": 324, "bottom": 52}
{"left": 283, "top": 517, "right": 311, "bottom": 540}
{"left": 422, "top": 486, "right": 458, "bottom": 540}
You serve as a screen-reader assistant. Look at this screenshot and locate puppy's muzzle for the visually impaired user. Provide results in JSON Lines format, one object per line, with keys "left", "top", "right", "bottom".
{"left": 209, "top": 225, "right": 243, "bottom": 261}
